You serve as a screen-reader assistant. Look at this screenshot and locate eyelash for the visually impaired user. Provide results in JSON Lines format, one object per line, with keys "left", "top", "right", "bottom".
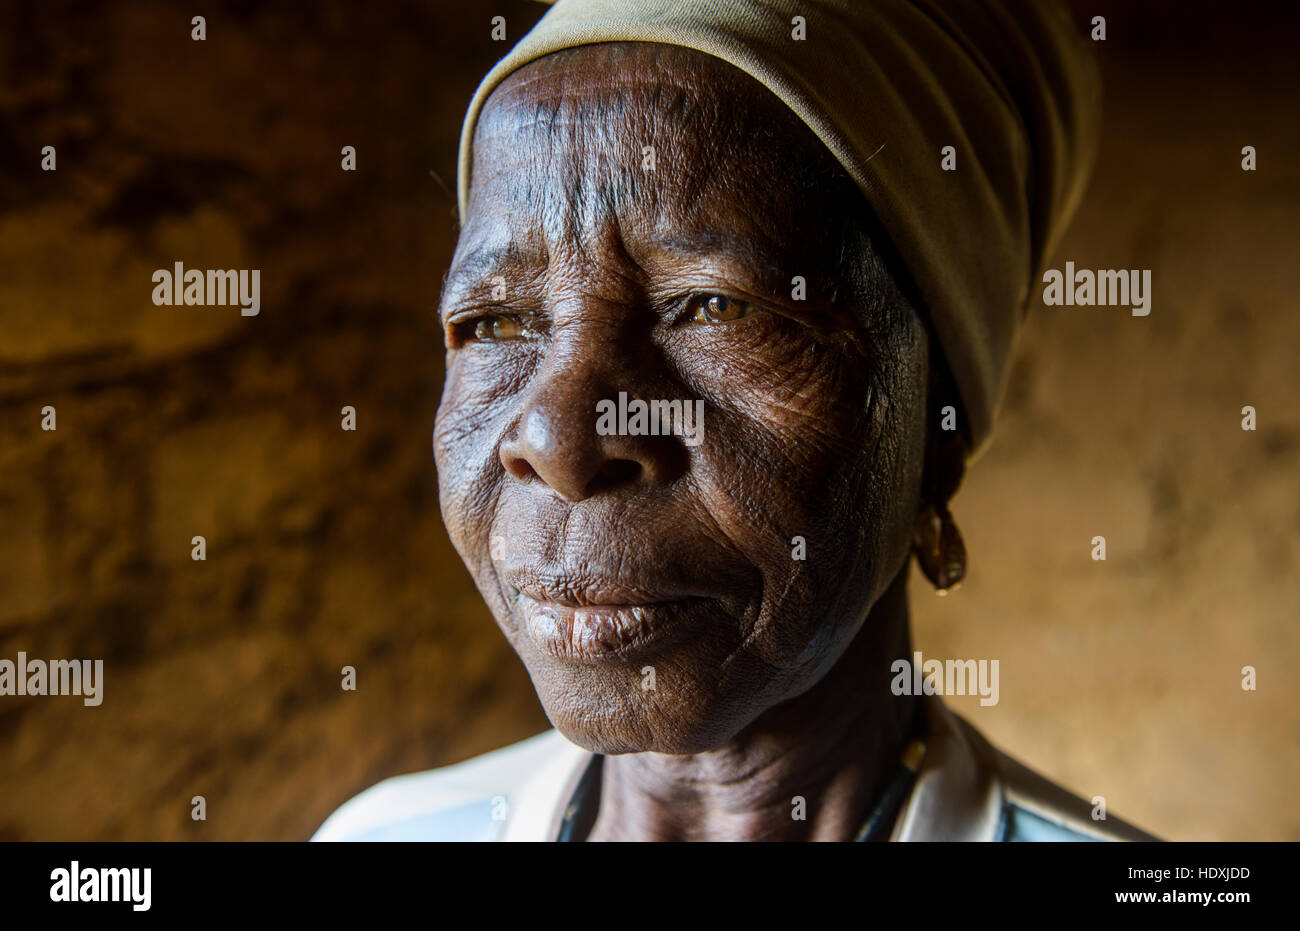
{"left": 449, "top": 293, "right": 769, "bottom": 345}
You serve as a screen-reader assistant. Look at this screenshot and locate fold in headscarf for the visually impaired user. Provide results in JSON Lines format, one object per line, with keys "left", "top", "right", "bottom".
{"left": 457, "top": 0, "right": 1101, "bottom": 455}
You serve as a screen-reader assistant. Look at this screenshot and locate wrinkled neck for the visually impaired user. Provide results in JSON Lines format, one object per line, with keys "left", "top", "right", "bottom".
{"left": 586, "top": 564, "right": 918, "bottom": 842}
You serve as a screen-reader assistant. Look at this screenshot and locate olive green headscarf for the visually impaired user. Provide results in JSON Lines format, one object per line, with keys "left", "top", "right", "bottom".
{"left": 457, "top": 0, "right": 1101, "bottom": 455}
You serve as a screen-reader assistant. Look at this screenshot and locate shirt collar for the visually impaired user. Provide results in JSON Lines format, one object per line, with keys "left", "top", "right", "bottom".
{"left": 890, "top": 695, "right": 1003, "bottom": 841}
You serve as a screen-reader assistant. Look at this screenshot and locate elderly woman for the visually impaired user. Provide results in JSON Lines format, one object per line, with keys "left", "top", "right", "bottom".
{"left": 316, "top": 0, "right": 1156, "bottom": 842}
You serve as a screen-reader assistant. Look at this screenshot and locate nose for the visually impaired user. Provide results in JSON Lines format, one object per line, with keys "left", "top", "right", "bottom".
{"left": 500, "top": 365, "right": 688, "bottom": 502}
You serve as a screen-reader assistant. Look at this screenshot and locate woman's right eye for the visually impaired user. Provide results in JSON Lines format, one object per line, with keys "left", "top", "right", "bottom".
{"left": 457, "top": 314, "right": 531, "bottom": 343}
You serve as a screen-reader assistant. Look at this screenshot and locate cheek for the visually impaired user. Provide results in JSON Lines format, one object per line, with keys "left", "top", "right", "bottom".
{"left": 677, "top": 329, "right": 876, "bottom": 544}
{"left": 433, "top": 361, "right": 515, "bottom": 564}
{"left": 678, "top": 317, "right": 926, "bottom": 669}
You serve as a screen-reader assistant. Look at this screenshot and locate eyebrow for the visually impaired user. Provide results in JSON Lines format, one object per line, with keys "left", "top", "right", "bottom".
{"left": 445, "top": 243, "right": 543, "bottom": 287}
{"left": 448, "top": 237, "right": 813, "bottom": 324}
{"left": 637, "top": 229, "right": 797, "bottom": 291}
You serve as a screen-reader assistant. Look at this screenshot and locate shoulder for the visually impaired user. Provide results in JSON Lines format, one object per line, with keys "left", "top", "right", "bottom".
{"left": 953, "top": 710, "right": 1160, "bottom": 842}
{"left": 311, "top": 730, "right": 573, "bottom": 842}
{"left": 899, "top": 697, "right": 1160, "bottom": 842}
{"left": 990, "top": 744, "right": 1160, "bottom": 842}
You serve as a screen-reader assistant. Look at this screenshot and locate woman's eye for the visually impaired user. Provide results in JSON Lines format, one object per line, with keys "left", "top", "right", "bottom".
{"left": 464, "top": 314, "right": 529, "bottom": 342}
{"left": 688, "top": 294, "right": 762, "bottom": 324}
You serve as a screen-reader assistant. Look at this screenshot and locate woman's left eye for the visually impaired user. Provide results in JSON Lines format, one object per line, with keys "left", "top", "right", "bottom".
{"left": 687, "top": 294, "right": 764, "bottom": 324}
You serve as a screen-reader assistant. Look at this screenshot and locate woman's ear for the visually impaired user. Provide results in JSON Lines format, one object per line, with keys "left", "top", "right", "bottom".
{"left": 913, "top": 349, "right": 968, "bottom": 593}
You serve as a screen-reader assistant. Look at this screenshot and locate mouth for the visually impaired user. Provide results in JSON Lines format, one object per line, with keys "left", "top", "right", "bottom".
{"left": 504, "top": 571, "right": 706, "bottom": 664}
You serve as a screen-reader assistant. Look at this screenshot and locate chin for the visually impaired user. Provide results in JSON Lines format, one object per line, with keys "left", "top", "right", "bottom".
{"left": 550, "top": 716, "right": 737, "bottom": 757}
{"left": 532, "top": 659, "right": 768, "bottom": 756}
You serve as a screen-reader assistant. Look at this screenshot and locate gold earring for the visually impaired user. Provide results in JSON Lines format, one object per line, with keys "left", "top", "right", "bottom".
{"left": 913, "top": 504, "right": 965, "bottom": 594}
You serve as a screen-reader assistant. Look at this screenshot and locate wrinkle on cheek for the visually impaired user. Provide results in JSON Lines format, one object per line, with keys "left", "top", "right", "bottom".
{"left": 705, "top": 309, "right": 923, "bottom": 674}
{"left": 703, "top": 342, "right": 875, "bottom": 465}
{"left": 435, "top": 395, "right": 512, "bottom": 573}
{"left": 436, "top": 370, "right": 520, "bottom": 454}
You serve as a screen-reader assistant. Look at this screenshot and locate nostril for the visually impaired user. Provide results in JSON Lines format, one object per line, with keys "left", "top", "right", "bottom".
{"left": 504, "top": 456, "right": 539, "bottom": 482}
{"left": 584, "top": 458, "right": 641, "bottom": 496}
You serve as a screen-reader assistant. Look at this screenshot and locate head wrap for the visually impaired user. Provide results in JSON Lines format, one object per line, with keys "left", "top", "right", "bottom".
{"left": 457, "top": 0, "right": 1101, "bottom": 455}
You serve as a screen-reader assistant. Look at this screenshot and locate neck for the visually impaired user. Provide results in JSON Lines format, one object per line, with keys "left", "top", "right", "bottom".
{"left": 586, "top": 566, "right": 918, "bottom": 841}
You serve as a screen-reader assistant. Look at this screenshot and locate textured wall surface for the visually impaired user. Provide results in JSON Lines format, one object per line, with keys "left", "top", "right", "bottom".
{"left": 920, "top": 0, "right": 1300, "bottom": 842}
{"left": 0, "top": 0, "right": 554, "bottom": 843}
{"left": 0, "top": 0, "right": 1295, "bottom": 841}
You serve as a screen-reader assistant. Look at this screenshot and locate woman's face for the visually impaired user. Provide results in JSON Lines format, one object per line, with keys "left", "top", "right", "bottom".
{"left": 435, "top": 43, "right": 930, "bottom": 755}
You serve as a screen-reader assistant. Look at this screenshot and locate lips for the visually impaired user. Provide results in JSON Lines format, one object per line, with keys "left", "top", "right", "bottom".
{"left": 505, "top": 569, "right": 691, "bottom": 608}
{"left": 504, "top": 570, "right": 705, "bottom": 664}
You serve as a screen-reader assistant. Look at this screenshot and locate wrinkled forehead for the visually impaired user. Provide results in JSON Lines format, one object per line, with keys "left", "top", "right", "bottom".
{"left": 464, "top": 43, "right": 852, "bottom": 247}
